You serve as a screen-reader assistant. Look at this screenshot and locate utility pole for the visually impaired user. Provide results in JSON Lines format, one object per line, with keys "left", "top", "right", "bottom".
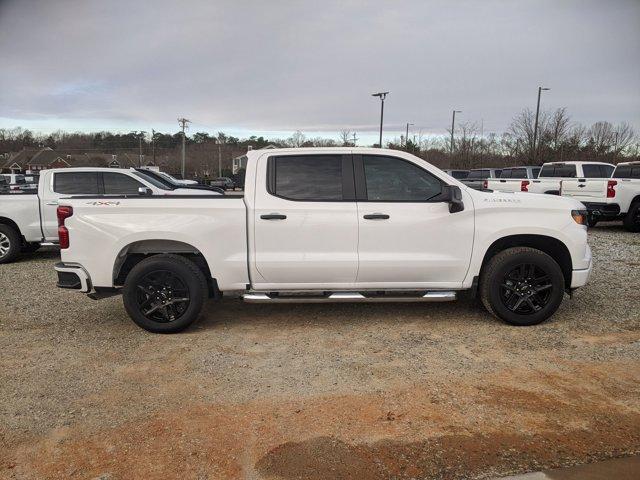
{"left": 218, "top": 143, "right": 222, "bottom": 177}
{"left": 151, "top": 129, "right": 156, "bottom": 165}
{"left": 138, "top": 133, "right": 143, "bottom": 167}
{"left": 177, "top": 118, "right": 190, "bottom": 178}
{"left": 405, "top": 123, "right": 414, "bottom": 148}
{"left": 371, "top": 92, "right": 389, "bottom": 148}
{"left": 450, "top": 110, "right": 461, "bottom": 154}
{"left": 352, "top": 132, "right": 358, "bottom": 146}
{"left": 613, "top": 131, "right": 619, "bottom": 155}
{"left": 533, "top": 86, "right": 550, "bottom": 163}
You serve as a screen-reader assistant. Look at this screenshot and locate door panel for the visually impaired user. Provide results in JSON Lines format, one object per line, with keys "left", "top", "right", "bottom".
{"left": 252, "top": 154, "right": 359, "bottom": 287}
{"left": 355, "top": 154, "right": 474, "bottom": 287}
{"left": 356, "top": 197, "right": 474, "bottom": 286}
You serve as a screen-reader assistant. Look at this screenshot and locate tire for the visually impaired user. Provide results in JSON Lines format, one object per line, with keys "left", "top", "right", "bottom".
{"left": 0, "top": 224, "right": 21, "bottom": 264}
{"left": 623, "top": 202, "right": 640, "bottom": 233}
{"left": 122, "top": 254, "right": 208, "bottom": 333}
{"left": 479, "top": 247, "right": 565, "bottom": 326}
{"left": 21, "top": 242, "right": 41, "bottom": 254}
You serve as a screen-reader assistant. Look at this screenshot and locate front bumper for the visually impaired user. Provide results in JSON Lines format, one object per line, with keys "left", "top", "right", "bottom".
{"left": 582, "top": 202, "right": 621, "bottom": 220}
{"left": 54, "top": 262, "right": 92, "bottom": 293}
{"left": 570, "top": 242, "right": 592, "bottom": 289}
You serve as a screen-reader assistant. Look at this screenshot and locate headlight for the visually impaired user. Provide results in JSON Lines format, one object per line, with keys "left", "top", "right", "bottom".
{"left": 571, "top": 209, "right": 588, "bottom": 226}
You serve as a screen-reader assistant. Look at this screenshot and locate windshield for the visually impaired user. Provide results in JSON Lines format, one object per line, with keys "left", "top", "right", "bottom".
{"left": 132, "top": 171, "right": 172, "bottom": 190}
{"left": 158, "top": 171, "right": 180, "bottom": 182}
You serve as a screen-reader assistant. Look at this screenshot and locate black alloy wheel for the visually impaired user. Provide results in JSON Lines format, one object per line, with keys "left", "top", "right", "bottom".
{"left": 136, "top": 270, "right": 190, "bottom": 323}
{"left": 480, "top": 247, "right": 565, "bottom": 326}
{"left": 500, "top": 263, "right": 553, "bottom": 314}
{"left": 123, "top": 254, "right": 208, "bottom": 333}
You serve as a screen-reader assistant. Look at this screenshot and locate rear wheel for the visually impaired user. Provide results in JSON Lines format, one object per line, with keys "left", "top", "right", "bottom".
{"left": 480, "top": 247, "right": 565, "bottom": 326}
{"left": 0, "top": 225, "right": 21, "bottom": 264}
{"left": 623, "top": 202, "right": 640, "bottom": 232}
{"left": 122, "top": 254, "right": 207, "bottom": 333}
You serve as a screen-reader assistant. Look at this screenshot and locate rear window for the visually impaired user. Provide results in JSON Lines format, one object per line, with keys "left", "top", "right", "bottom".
{"left": 449, "top": 170, "right": 469, "bottom": 179}
{"left": 539, "top": 164, "right": 577, "bottom": 178}
{"left": 613, "top": 165, "right": 640, "bottom": 179}
{"left": 467, "top": 169, "right": 490, "bottom": 179}
{"left": 532, "top": 168, "right": 540, "bottom": 178}
{"left": 583, "top": 164, "right": 614, "bottom": 178}
{"left": 500, "top": 168, "right": 527, "bottom": 179}
{"left": 54, "top": 172, "right": 100, "bottom": 194}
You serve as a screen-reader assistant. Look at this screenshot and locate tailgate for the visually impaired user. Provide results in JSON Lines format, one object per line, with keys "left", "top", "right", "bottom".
{"left": 561, "top": 179, "right": 607, "bottom": 201}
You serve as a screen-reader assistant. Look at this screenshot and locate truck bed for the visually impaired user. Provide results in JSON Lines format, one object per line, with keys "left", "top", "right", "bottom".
{"left": 60, "top": 195, "right": 249, "bottom": 289}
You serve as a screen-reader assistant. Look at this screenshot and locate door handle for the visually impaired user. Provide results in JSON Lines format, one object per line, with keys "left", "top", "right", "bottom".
{"left": 260, "top": 213, "right": 287, "bottom": 220}
{"left": 45, "top": 201, "right": 59, "bottom": 206}
{"left": 363, "top": 213, "right": 390, "bottom": 220}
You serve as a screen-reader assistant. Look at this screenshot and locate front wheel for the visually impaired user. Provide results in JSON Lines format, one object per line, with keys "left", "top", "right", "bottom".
{"left": 623, "top": 203, "right": 640, "bottom": 232}
{"left": 480, "top": 247, "right": 565, "bottom": 326}
{"left": 122, "top": 254, "right": 208, "bottom": 333}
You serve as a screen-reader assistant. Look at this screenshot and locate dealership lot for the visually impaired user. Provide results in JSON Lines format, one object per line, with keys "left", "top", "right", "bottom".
{"left": 1, "top": 224, "right": 639, "bottom": 479}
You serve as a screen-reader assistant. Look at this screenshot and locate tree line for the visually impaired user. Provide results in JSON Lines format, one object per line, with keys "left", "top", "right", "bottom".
{"left": 1, "top": 107, "right": 637, "bottom": 177}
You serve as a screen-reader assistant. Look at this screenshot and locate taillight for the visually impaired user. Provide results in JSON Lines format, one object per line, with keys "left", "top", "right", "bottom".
{"left": 521, "top": 180, "right": 530, "bottom": 192}
{"left": 57, "top": 206, "right": 73, "bottom": 249}
{"left": 482, "top": 180, "right": 488, "bottom": 190}
{"left": 606, "top": 180, "right": 617, "bottom": 198}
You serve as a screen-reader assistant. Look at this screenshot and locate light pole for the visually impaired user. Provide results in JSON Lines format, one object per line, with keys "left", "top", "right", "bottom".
{"left": 372, "top": 91, "right": 389, "bottom": 148}
{"left": 533, "top": 86, "right": 550, "bottom": 163}
{"left": 405, "top": 122, "right": 414, "bottom": 148}
{"left": 450, "top": 110, "right": 461, "bottom": 154}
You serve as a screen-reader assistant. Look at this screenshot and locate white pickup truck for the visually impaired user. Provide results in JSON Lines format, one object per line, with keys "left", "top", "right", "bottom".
{"left": 53, "top": 148, "right": 593, "bottom": 333}
{"left": 560, "top": 161, "right": 640, "bottom": 231}
{"left": 55, "top": 148, "right": 591, "bottom": 332}
{"left": 527, "top": 161, "right": 615, "bottom": 195}
{"left": 485, "top": 166, "right": 541, "bottom": 193}
{"left": 0, "top": 167, "right": 218, "bottom": 263}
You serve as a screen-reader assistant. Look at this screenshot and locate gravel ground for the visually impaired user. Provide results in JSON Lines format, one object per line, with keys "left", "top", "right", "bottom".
{"left": 1, "top": 223, "right": 639, "bottom": 479}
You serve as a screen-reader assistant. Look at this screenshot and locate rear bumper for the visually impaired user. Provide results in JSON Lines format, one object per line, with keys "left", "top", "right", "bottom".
{"left": 582, "top": 202, "right": 621, "bottom": 219}
{"left": 54, "top": 262, "right": 92, "bottom": 293}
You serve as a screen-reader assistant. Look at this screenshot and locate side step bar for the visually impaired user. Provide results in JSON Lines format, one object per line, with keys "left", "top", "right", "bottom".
{"left": 243, "top": 291, "right": 456, "bottom": 304}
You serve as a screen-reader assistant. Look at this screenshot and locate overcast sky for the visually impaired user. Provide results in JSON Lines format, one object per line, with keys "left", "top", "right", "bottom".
{"left": 1, "top": 0, "right": 639, "bottom": 144}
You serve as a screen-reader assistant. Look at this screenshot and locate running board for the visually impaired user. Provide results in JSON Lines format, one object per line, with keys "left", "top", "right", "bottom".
{"left": 242, "top": 291, "right": 456, "bottom": 304}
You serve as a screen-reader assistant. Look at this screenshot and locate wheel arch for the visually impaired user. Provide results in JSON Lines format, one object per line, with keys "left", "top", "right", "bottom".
{"left": 0, "top": 216, "right": 22, "bottom": 236}
{"left": 479, "top": 234, "right": 573, "bottom": 289}
{"left": 113, "top": 239, "right": 218, "bottom": 297}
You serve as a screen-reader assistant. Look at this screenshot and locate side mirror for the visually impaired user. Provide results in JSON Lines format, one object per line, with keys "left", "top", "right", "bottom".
{"left": 138, "top": 187, "right": 153, "bottom": 196}
{"left": 442, "top": 185, "right": 464, "bottom": 213}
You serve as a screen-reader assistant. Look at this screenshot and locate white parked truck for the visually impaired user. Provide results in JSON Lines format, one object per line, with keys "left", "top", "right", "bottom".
{"left": 527, "top": 161, "right": 615, "bottom": 195}
{"left": 54, "top": 148, "right": 592, "bottom": 333}
{"left": 485, "top": 166, "right": 541, "bottom": 193}
{"left": 560, "top": 161, "right": 640, "bottom": 231}
{"left": 0, "top": 167, "right": 219, "bottom": 263}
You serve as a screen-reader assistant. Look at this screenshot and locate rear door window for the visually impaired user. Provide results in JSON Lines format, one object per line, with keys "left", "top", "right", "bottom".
{"left": 500, "top": 170, "right": 512, "bottom": 179}
{"left": 269, "top": 155, "right": 344, "bottom": 201}
{"left": 53, "top": 172, "right": 100, "bottom": 194}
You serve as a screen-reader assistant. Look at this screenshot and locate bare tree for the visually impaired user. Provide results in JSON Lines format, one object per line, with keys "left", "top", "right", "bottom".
{"left": 287, "top": 130, "right": 306, "bottom": 148}
{"left": 338, "top": 129, "right": 352, "bottom": 146}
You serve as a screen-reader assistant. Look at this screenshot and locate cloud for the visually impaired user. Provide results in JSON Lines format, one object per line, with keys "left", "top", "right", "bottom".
{"left": 1, "top": 0, "right": 639, "bottom": 138}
